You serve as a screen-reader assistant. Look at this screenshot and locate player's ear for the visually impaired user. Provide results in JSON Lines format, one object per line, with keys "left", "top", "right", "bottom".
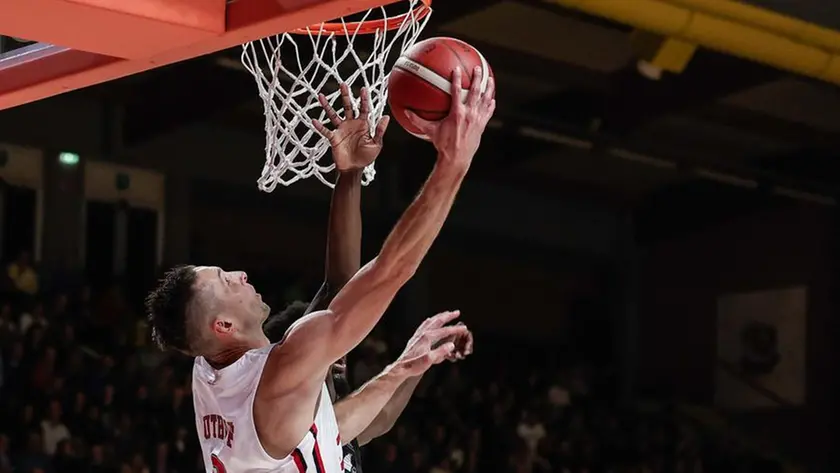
{"left": 212, "top": 317, "right": 236, "bottom": 337}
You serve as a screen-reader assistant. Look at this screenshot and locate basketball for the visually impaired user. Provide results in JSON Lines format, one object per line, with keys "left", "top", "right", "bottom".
{"left": 388, "top": 37, "right": 493, "bottom": 140}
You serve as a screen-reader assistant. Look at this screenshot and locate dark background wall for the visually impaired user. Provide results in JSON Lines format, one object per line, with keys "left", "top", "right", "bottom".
{"left": 637, "top": 202, "right": 837, "bottom": 462}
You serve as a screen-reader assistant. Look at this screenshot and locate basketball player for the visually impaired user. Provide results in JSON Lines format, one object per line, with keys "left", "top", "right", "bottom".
{"left": 146, "top": 68, "right": 495, "bottom": 473}
{"left": 262, "top": 127, "right": 473, "bottom": 473}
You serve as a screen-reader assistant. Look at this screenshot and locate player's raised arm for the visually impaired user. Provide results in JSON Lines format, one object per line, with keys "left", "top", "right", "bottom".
{"left": 264, "top": 68, "right": 496, "bottom": 394}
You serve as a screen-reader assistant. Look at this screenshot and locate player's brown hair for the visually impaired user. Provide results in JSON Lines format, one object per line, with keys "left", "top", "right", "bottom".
{"left": 145, "top": 265, "right": 198, "bottom": 353}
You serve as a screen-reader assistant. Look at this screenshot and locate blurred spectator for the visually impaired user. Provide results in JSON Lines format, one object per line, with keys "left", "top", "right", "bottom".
{"left": 7, "top": 251, "right": 38, "bottom": 296}
{"left": 0, "top": 278, "right": 783, "bottom": 473}
{"left": 41, "top": 400, "right": 70, "bottom": 455}
{"left": 53, "top": 439, "right": 84, "bottom": 471}
{"left": 17, "top": 432, "right": 50, "bottom": 473}
{"left": 20, "top": 302, "right": 48, "bottom": 334}
{"left": 0, "top": 435, "right": 12, "bottom": 473}
{"left": 517, "top": 410, "right": 546, "bottom": 455}
{"left": 0, "top": 303, "right": 17, "bottom": 338}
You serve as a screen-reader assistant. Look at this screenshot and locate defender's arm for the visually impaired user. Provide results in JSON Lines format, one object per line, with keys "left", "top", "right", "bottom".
{"left": 306, "top": 169, "right": 363, "bottom": 314}
{"left": 354, "top": 375, "right": 422, "bottom": 445}
{"left": 333, "top": 367, "right": 406, "bottom": 445}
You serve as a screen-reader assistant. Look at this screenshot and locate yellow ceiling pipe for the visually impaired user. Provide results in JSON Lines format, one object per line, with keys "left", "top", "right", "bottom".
{"left": 661, "top": 0, "right": 840, "bottom": 54}
{"left": 550, "top": 0, "right": 840, "bottom": 86}
{"left": 632, "top": 32, "right": 697, "bottom": 73}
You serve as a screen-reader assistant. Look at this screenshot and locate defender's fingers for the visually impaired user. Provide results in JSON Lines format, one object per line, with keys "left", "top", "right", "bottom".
{"left": 360, "top": 87, "right": 372, "bottom": 116}
{"left": 312, "top": 119, "right": 333, "bottom": 139}
{"left": 373, "top": 115, "right": 391, "bottom": 144}
{"left": 339, "top": 83, "right": 355, "bottom": 119}
{"left": 319, "top": 94, "right": 342, "bottom": 127}
{"left": 427, "top": 310, "right": 461, "bottom": 328}
{"left": 426, "top": 324, "right": 469, "bottom": 343}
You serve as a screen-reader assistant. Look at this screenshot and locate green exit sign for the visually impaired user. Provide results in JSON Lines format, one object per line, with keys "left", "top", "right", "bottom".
{"left": 58, "top": 152, "right": 79, "bottom": 166}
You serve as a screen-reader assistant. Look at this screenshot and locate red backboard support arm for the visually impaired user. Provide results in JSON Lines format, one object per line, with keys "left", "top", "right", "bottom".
{"left": 0, "top": 0, "right": 226, "bottom": 59}
{"left": 0, "top": 0, "right": 396, "bottom": 110}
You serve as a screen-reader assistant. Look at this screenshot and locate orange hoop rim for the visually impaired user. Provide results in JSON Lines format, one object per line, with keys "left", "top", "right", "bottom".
{"left": 290, "top": 0, "right": 432, "bottom": 35}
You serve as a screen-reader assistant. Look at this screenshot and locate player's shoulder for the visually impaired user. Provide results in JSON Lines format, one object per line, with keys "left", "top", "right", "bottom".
{"left": 192, "top": 346, "right": 276, "bottom": 385}
{"left": 193, "top": 345, "right": 275, "bottom": 366}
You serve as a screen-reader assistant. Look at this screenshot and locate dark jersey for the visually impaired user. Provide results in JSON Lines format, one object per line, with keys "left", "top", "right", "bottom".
{"left": 331, "top": 371, "right": 364, "bottom": 473}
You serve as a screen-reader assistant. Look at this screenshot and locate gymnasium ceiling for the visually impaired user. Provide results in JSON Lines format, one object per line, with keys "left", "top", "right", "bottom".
{"left": 4, "top": 0, "right": 840, "bottom": 209}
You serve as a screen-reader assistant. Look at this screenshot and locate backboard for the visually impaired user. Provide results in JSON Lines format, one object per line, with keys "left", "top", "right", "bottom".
{"left": 0, "top": 0, "right": 397, "bottom": 110}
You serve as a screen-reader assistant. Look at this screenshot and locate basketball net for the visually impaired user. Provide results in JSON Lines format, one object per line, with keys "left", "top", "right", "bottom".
{"left": 241, "top": 0, "right": 432, "bottom": 191}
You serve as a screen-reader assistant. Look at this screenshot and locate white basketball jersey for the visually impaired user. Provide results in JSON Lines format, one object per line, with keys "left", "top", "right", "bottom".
{"left": 192, "top": 345, "right": 343, "bottom": 473}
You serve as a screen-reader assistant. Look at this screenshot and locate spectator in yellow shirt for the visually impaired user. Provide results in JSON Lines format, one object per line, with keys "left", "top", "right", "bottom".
{"left": 7, "top": 251, "right": 38, "bottom": 296}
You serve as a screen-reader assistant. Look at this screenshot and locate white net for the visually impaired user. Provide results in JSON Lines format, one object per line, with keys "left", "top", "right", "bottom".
{"left": 241, "top": 0, "right": 432, "bottom": 191}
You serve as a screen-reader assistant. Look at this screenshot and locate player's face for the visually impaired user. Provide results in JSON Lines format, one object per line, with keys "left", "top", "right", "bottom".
{"left": 194, "top": 266, "right": 270, "bottom": 332}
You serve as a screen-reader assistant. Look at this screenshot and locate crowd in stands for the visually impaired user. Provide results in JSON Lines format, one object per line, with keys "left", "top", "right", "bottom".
{"left": 0, "top": 257, "right": 784, "bottom": 473}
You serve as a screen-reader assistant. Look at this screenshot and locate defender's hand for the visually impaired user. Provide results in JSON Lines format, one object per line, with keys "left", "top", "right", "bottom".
{"left": 443, "top": 322, "right": 474, "bottom": 362}
{"left": 406, "top": 67, "right": 496, "bottom": 169}
{"left": 392, "top": 310, "right": 471, "bottom": 377}
{"left": 313, "top": 84, "right": 390, "bottom": 172}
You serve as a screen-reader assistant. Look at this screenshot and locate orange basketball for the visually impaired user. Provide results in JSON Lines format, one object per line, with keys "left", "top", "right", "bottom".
{"left": 388, "top": 37, "right": 493, "bottom": 140}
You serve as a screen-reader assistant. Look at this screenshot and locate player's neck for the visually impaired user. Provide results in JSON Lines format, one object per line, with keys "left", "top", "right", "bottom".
{"left": 204, "top": 333, "right": 269, "bottom": 369}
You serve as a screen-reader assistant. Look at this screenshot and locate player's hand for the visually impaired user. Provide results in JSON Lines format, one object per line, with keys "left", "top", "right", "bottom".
{"left": 313, "top": 84, "right": 390, "bottom": 172}
{"left": 405, "top": 66, "right": 496, "bottom": 169}
{"left": 443, "top": 322, "right": 474, "bottom": 361}
{"left": 391, "top": 310, "right": 472, "bottom": 377}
